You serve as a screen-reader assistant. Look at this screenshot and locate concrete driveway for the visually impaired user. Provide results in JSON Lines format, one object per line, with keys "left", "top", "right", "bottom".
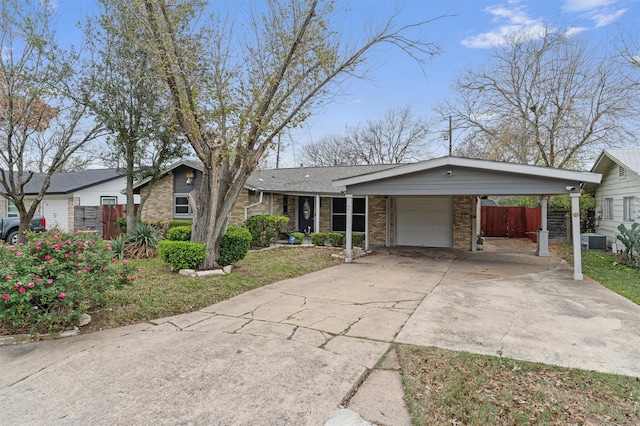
{"left": 1, "top": 240, "right": 639, "bottom": 425}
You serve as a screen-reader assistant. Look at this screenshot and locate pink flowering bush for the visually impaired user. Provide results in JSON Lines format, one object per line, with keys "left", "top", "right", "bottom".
{"left": 0, "top": 231, "right": 136, "bottom": 334}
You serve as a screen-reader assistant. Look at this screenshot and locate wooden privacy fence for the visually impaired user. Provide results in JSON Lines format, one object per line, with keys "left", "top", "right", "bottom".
{"left": 74, "top": 205, "right": 133, "bottom": 240}
{"left": 481, "top": 206, "right": 541, "bottom": 242}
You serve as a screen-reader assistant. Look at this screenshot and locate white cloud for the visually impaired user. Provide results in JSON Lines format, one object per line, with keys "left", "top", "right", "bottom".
{"left": 565, "top": 26, "right": 589, "bottom": 36}
{"left": 591, "top": 8, "right": 628, "bottom": 26}
{"left": 461, "top": 4, "right": 547, "bottom": 48}
{"left": 562, "top": 0, "right": 617, "bottom": 12}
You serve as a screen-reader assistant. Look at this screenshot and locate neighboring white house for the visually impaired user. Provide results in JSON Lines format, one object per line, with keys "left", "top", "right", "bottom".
{"left": 1, "top": 169, "right": 139, "bottom": 232}
{"left": 589, "top": 148, "right": 640, "bottom": 250}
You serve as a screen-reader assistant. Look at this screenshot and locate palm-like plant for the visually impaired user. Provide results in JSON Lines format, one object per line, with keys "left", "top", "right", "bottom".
{"left": 123, "top": 222, "right": 164, "bottom": 259}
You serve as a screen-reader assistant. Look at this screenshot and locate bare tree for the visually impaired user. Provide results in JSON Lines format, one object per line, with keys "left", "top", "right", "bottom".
{"left": 0, "top": 0, "right": 103, "bottom": 243}
{"left": 445, "top": 28, "right": 640, "bottom": 168}
{"left": 118, "top": 0, "right": 442, "bottom": 268}
{"left": 303, "top": 105, "right": 432, "bottom": 166}
{"left": 80, "top": 0, "right": 189, "bottom": 232}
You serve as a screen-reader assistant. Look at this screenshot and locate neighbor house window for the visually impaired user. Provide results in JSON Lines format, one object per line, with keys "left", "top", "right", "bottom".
{"left": 623, "top": 197, "right": 634, "bottom": 221}
{"left": 175, "top": 194, "right": 192, "bottom": 217}
{"left": 604, "top": 198, "right": 613, "bottom": 220}
{"left": 282, "top": 195, "right": 288, "bottom": 214}
{"left": 332, "top": 197, "right": 365, "bottom": 233}
{"left": 7, "top": 200, "right": 17, "bottom": 217}
{"left": 101, "top": 196, "right": 117, "bottom": 205}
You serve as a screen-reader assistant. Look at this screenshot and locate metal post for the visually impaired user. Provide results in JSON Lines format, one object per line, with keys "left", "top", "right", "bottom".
{"left": 345, "top": 194, "right": 353, "bottom": 263}
{"left": 570, "top": 191, "right": 583, "bottom": 280}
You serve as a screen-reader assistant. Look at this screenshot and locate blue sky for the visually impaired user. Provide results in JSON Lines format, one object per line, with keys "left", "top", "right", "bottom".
{"left": 52, "top": 0, "right": 639, "bottom": 166}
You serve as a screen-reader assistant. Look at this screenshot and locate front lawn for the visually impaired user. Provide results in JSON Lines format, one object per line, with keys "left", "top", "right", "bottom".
{"left": 86, "top": 246, "right": 341, "bottom": 331}
{"left": 398, "top": 345, "right": 640, "bottom": 425}
{"left": 551, "top": 244, "right": 640, "bottom": 305}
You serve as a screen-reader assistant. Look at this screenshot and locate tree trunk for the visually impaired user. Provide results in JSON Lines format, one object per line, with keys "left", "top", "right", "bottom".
{"left": 190, "top": 156, "right": 250, "bottom": 269}
{"left": 125, "top": 138, "right": 136, "bottom": 233}
{"left": 17, "top": 206, "right": 32, "bottom": 245}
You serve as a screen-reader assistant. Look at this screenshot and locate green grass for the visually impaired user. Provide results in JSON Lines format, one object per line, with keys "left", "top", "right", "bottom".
{"left": 90, "top": 247, "right": 340, "bottom": 330}
{"left": 397, "top": 345, "right": 640, "bottom": 426}
{"left": 552, "top": 244, "right": 640, "bottom": 305}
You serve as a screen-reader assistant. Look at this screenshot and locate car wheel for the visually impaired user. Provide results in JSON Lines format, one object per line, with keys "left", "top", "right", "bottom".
{"left": 6, "top": 231, "right": 19, "bottom": 245}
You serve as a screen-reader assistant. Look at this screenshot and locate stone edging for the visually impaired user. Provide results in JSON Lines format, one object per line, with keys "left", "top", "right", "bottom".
{"left": 0, "top": 313, "right": 91, "bottom": 346}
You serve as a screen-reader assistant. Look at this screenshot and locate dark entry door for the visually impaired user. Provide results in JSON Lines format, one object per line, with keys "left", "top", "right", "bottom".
{"left": 298, "top": 196, "right": 314, "bottom": 233}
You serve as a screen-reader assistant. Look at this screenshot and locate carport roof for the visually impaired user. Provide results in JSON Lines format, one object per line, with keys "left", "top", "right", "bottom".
{"left": 333, "top": 156, "right": 602, "bottom": 195}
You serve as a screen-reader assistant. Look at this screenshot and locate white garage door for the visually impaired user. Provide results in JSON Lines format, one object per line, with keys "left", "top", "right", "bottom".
{"left": 396, "top": 196, "right": 452, "bottom": 247}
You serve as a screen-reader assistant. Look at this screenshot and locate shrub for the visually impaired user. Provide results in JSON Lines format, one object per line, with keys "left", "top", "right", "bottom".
{"left": 158, "top": 241, "right": 205, "bottom": 270}
{"left": 169, "top": 220, "right": 193, "bottom": 229}
{"left": 0, "top": 231, "right": 135, "bottom": 334}
{"left": 311, "top": 232, "right": 326, "bottom": 246}
{"left": 116, "top": 216, "right": 127, "bottom": 231}
{"left": 352, "top": 232, "right": 365, "bottom": 247}
{"left": 289, "top": 232, "right": 304, "bottom": 245}
{"left": 123, "top": 222, "right": 163, "bottom": 259}
{"left": 244, "top": 215, "right": 290, "bottom": 247}
{"left": 167, "top": 225, "right": 192, "bottom": 241}
{"left": 328, "top": 232, "right": 344, "bottom": 247}
{"left": 219, "top": 226, "right": 252, "bottom": 266}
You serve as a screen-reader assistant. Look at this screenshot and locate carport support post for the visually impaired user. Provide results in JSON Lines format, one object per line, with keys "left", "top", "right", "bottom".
{"left": 314, "top": 194, "right": 320, "bottom": 234}
{"left": 570, "top": 191, "right": 583, "bottom": 281}
{"left": 536, "top": 196, "right": 550, "bottom": 257}
{"left": 345, "top": 194, "right": 353, "bottom": 263}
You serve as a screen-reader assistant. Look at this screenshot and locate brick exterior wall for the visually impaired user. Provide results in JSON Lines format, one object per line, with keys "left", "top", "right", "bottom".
{"left": 140, "top": 174, "right": 174, "bottom": 222}
{"left": 68, "top": 197, "right": 79, "bottom": 232}
{"left": 453, "top": 195, "right": 474, "bottom": 250}
{"left": 319, "top": 197, "right": 331, "bottom": 233}
{"left": 368, "top": 196, "right": 387, "bottom": 246}
{"left": 229, "top": 190, "right": 272, "bottom": 226}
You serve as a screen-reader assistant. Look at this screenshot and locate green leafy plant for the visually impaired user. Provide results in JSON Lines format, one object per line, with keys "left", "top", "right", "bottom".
{"left": 167, "top": 225, "right": 192, "bottom": 241}
{"left": 169, "top": 220, "right": 193, "bottom": 229}
{"left": 123, "top": 222, "right": 164, "bottom": 259}
{"left": 116, "top": 216, "right": 127, "bottom": 231}
{"left": 289, "top": 232, "right": 304, "bottom": 245}
{"left": 244, "top": 214, "right": 290, "bottom": 247}
{"left": 310, "top": 232, "right": 326, "bottom": 246}
{"left": 110, "top": 234, "right": 128, "bottom": 259}
{"left": 219, "top": 226, "right": 252, "bottom": 266}
{"left": 616, "top": 223, "right": 640, "bottom": 268}
{"left": 0, "top": 231, "right": 135, "bottom": 334}
{"left": 352, "top": 232, "right": 365, "bottom": 247}
{"left": 158, "top": 241, "right": 206, "bottom": 270}
{"left": 328, "top": 232, "right": 344, "bottom": 247}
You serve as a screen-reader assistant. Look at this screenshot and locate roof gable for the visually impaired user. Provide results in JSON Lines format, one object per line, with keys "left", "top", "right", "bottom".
{"left": 2, "top": 169, "right": 126, "bottom": 195}
{"left": 591, "top": 148, "right": 640, "bottom": 178}
{"left": 333, "top": 156, "right": 601, "bottom": 196}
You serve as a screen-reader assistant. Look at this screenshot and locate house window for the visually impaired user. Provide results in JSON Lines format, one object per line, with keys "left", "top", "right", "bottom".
{"left": 604, "top": 198, "right": 613, "bottom": 220}
{"left": 332, "top": 197, "right": 365, "bottom": 233}
{"left": 7, "top": 200, "right": 17, "bottom": 217}
{"left": 175, "top": 194, "right": 192, "bottom": 217}
{"left": 282, "top": 195, "right": 288, "bottom": 214}
{"left": 623, "top": 197, "right": 634, "bottom": 221}
{"left": 101, "top": 196, "right": 117, "bottom": 205}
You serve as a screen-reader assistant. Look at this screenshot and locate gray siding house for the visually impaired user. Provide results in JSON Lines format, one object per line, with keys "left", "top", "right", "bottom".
{"left": 590, "top": 148, "right": 640, "bottom": 250}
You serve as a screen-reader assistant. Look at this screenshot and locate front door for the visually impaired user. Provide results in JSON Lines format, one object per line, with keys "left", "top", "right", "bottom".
{"left": 298, "top": 196, "right": 314, "bottom": 233}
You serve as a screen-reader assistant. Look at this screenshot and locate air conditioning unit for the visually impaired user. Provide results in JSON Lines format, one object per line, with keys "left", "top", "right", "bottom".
{"left": 580, "top": 233, "right": 606, "bottom": 250}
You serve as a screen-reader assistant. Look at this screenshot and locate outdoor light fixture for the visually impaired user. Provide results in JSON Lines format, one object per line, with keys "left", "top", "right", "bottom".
{"left": 186, "top": 170, "right": 195, "bottom": 185}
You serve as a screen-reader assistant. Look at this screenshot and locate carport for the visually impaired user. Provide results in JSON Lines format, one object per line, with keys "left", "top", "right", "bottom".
{"left": 333, "top": 156, "right": 602, "bottom": 281}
